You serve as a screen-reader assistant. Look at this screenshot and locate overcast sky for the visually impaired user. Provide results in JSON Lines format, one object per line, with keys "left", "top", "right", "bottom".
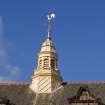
{"left": 0, "top": 0, "right": 105, "bottom": 82}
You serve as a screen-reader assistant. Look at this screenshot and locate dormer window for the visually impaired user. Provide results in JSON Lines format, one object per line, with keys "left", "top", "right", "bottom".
{"left": 68, "top": 87, "right": 99, "bottom": 104}
{"left": 80, "top": 91, "right": 90, "bottom": 100}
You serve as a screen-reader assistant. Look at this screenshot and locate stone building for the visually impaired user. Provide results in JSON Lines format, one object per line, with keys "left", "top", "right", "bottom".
{"left": 0, "top": 14, "right": 105, "bottom": 105}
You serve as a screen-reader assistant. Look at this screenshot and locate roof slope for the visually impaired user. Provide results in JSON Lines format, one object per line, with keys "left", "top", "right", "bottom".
{"left": 0, "top": 82, "right": 105, "bottom": 105}
{"left": 52, "top": 82, "right": 105, "bottom": 105}
{"left": 0, "top": 82, "right": 35, "bottom": 105}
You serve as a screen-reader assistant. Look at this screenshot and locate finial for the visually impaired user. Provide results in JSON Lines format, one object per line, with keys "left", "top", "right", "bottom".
{"left": 47, "top": 13, "right": 55, "bottom": 39}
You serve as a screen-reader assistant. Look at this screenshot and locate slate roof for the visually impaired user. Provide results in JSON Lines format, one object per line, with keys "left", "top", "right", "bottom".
{"left": 34, "top": 93, "right": 52, "bottom": 105}
{"left": 0, "top": 82, "right": 105, "bottom": 105}
{"left": 0, "top": 82, "right": 35, "bottom": 105}
{"left": 52, "top": 82, "right": 105, "bottom": 105}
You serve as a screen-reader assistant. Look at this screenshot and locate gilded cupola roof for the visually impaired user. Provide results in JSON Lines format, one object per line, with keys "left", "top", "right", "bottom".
{"left": 40, "top": 37, "right": 56, "bottom": 53}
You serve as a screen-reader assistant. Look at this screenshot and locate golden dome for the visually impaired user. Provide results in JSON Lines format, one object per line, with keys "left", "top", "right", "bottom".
{"left": 40, "top": 38, "right": 56, "bottom": 53}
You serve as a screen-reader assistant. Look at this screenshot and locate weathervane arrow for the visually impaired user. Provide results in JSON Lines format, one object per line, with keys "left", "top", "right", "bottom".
{"left": 47, "top": 13, "right": 55, "bottom": 38}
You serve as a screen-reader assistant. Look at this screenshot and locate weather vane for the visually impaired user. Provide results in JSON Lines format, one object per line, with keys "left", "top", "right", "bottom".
{"left": 47, "top": 13, "right": 55, "bottom": 38}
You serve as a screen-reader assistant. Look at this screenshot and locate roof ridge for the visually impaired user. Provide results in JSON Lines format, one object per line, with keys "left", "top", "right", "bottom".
{"left": 0, "top": 82, "right": 31, "bottom": 86}
{"left": 63, "top": 82, "right": 105, "bottom": 85}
